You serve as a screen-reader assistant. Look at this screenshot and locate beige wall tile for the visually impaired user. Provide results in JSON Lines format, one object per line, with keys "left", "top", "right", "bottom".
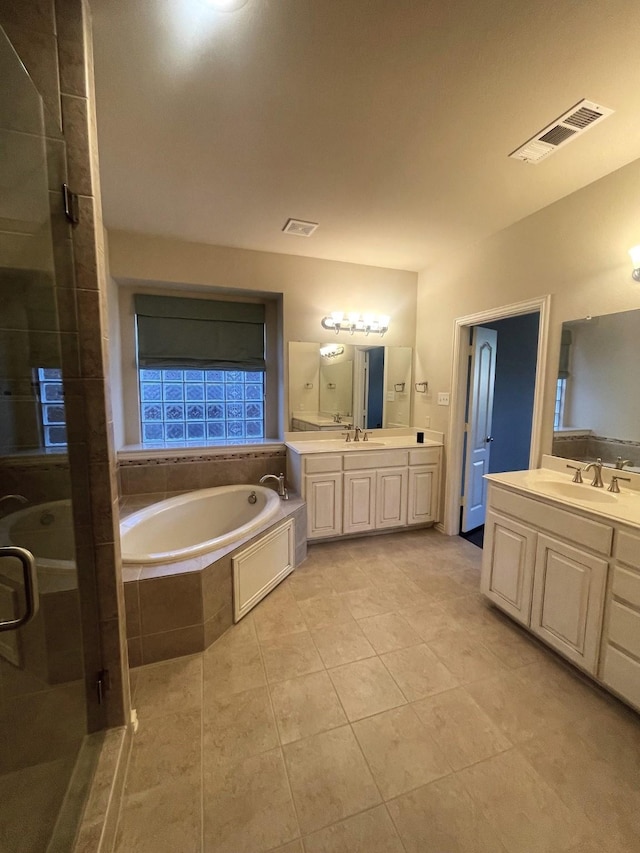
{"left": 203, "top": 604, "right": 233, "bottom": 650}
{"left": 124, "top": 580, "right": 140, "bottom": 639}
{"left": 139, "top": 572, "right": 203, "bottom": 635}
{"left": 141, "top": 625, "right": 204, "bottom": 666}
{"left": 201, "top": 556, "right": 232, "bottom": 621}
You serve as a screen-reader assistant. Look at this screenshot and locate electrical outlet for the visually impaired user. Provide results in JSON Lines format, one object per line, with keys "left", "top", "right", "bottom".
{"left": 437, "top": 392, "right": 450, "bottom": 406}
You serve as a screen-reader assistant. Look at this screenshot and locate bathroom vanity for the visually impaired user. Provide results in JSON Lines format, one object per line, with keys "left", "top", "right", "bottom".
{"left": 286, "top": 434, "right": 442, "bottom": 540}
{"left": 481, "top": 455, "right": 640, "bottom": 712}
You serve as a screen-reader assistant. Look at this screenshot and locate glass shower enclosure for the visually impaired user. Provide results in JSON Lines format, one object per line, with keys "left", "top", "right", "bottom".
{"left": 0, "top": 26, "right": 96, "bottom": 852}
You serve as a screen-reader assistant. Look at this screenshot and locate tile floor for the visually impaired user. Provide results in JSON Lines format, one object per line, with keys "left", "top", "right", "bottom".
{"left": 115, "top": 528, "right": 640, "bottom": 853}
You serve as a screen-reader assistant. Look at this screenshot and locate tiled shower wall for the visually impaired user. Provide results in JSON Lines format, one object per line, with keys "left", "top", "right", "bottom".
{"left": 0, "top": 0, "right": 128, "bottom": 730}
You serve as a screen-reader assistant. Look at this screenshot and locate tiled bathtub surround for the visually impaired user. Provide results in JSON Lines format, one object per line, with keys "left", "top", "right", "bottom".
{"left": 116, "top": 529, "right": 640, "bottom": 852}
{"left": 118, "top": 446, "right": 287, "bottom": 496}
{"left": 553, "top": 432, "right": 640, "bottom": 468}
{"left": 122, "top": 493, "right": 306, "bottom": 666}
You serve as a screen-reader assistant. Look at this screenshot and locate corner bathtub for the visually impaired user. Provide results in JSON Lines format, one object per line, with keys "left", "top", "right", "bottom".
{"left": 119, "top": 485, "right": 282, "bottom": 566}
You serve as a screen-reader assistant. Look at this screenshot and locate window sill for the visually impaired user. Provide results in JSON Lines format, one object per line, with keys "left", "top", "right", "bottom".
{"left": 117, "top": 438, "right": 285, "bottom": 463}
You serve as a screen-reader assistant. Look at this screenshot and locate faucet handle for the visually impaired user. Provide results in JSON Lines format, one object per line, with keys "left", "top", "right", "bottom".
{"left": 363, "top": 431, "right": 373, "bottom": 442}
{"left": 608, "top": 475, "right": 631, "bottom": 493}
{"left": 566, "top": 464, "right": 583, "bottom": 484}
{"left": 341, "top": 431, "right": 352, "bottom": 443}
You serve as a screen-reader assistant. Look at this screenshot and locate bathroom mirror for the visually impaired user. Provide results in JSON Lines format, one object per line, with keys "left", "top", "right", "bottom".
{"left": 289, "top": 342, "right": 412, "bottom": 431}
{"left": 551, "top": 308, "right": 640, "bottom": 470}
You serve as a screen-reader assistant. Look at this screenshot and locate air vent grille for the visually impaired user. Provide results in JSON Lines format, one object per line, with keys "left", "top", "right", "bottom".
{"left": 509, "top": 98, "right": 614, "bottom": 164}
{"left": 282, "top": 218, "right": 319, "bottom": 237}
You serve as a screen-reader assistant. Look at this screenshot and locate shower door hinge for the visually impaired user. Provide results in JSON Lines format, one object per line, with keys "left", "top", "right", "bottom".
{"left": 96, "top": 669, "right": 110, "bottom": 704}
{"left": 62, "top": 183, "right": 80, "bottom": 225}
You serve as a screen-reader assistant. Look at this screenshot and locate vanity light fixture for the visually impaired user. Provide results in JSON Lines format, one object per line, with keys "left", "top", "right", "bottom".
{"left": 319, "top": 344, "right": 345, "bottom": 358}
{"left": 203, "top": 0, "right": 250, "bottom": 10}
{"left": 629, "top": 244, "right": 640, "bottom": 281}
{"left": 321, "top": 312, "right": 390, "bottom": 336}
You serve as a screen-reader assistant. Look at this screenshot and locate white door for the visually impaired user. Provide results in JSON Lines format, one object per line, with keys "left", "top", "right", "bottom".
{"left": 462, "top": 327, "right": 497, "bottom": 532}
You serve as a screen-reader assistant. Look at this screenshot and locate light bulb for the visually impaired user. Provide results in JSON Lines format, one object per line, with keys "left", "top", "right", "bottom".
{"left": 204, "top": 0, "right": 250, "bottom": 10}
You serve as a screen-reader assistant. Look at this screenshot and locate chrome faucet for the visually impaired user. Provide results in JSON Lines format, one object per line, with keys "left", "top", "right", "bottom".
{"left": 583, "top": 458, "right": 604, "bottom": 488}
{"left": 333, "top": 412, "right": 342, "bottom": 423}
{"left": 615, "top": 457, "right": 631, "bottom": 470}
{"left": 353, "top": 426, "right": 362, "bottom": 442}
{"left": 259, "top": 473, "right": 289, "bottom": 500}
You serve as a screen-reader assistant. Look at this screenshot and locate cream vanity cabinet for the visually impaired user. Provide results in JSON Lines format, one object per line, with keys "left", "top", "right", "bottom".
{"left": 288, "top": 445, "right": 441, "bottom": 541}
{"left": 600, "top": 527, "right": 640, "bottom": 710}
{"left": 482, "top": 485, "right": 610, "bottom": 674}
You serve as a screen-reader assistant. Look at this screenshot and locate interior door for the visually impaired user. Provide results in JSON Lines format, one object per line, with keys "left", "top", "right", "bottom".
{"left": 462, "top": 326, "right": 497, "bottom": 532}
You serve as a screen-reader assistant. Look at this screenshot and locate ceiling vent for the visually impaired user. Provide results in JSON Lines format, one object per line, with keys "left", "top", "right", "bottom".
{"left": 509, "top": 99, "right": 614, "bottom": 164}
{"left": 282, "top": 218, "right": 319, "bottom": 237}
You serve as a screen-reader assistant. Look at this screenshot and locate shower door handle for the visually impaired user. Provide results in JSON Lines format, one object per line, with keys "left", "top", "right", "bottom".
{"left": 0, "top": 546, "right": 39, "bottom": 632}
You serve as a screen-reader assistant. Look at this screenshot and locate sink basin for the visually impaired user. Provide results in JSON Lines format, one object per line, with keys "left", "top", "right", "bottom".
{"left": 536, "top": 480, "right": 619, "bottom": 504}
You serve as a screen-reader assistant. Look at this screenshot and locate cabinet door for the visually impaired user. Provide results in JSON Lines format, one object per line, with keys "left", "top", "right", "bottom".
{"left": 307, "top": 473, "right": 342, "bottom": 539}
{"left": 531, "top": 534, "right": 607, "bottom": 673}
{"left": 375, "top": 467, "right": 407, "bottom": 529}
{"left": 481, "top": 510, "right": 536, "bottom": 626}
{"left": 407, "top": 465, "right": 438, "bottom": 525}
{"left": 343, "top": 471, "right": 376, "bottom": 535}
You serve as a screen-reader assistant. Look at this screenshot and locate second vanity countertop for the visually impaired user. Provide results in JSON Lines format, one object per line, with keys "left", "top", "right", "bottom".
{"left": 286, "top": 435, "right": 443, "bottom": 454}
{"left": 485, "top": 456, "right": 640, "bottom": 530}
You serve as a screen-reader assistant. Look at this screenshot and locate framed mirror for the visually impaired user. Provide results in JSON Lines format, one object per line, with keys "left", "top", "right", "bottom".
{"left": 288, "top": 342, "right": 412, "bottom": 431}
{"left": 551, "top": 308, "right": 640, "bottom": 470}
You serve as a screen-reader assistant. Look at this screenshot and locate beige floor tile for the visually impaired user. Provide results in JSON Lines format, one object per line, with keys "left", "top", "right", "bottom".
{"left": 297, "top": 592, "right": 355, "bottom": 630}
{"left": 374, "top": 579, "right": 430, "bottom": 612}
{"left": 203, "top": 632, "right": 266, "bottom": 698}
{"left": 311, "top": 620, "right": 375, "bottom": 667}
{"left": 387, "top": 774, "right": 509, "bottom": 853}
{"left": 412, "top": 686, "right": 512, "bottom": 770}
{"left": 357, "top": 612, "right": 422, "bottom": 654}
{"left": 323, "top": 563, "right": 372, "bottom": 593}
{"left": 115, "top": 779, "right": 202, "bottom": 853}
{"left": 303, "top": 805, "right": 404, "bottom": 853}
{"left": 283, "top": 725, "right": 381, "bottom": 835}
{"left": 340, "top": 585, "right": 396, "bottom": 620}
{"left": 328, "top": 656, "right": 406, "bottom": 721}
{"left": 203, "top": 748, "right": 298, "bottom": 853}
{"left": 270, "top": 842, "right": 304, "bottom": 853}
{"left": 356, "top": 559, "right": 407, "bottom": 587}
{"left": 436, "top": 592, "right": 497, "bottom": 628}
{"left": 401, "top": 602, "right": 452, "bottom": 642}
{"left": 457, "top": 748, "right": 589, "bottom": 852}
{"left": 126, "top": 709, "right": 201, "bottom": 794}
{"left": 270, "top": 670, "right": 347, "bottom": 744}
{"left": 286, "top": 570, "right": 334, "bottom": 602}
{"left": 465, "top": 665, "right": 576, "bottom": 744}
{"left": 400, "top": 567, "right": 468, "bottom": 601}
{"left": 253, "top": 595, "right": 307, "bottom": 642}
{"left": 478, "top": 617, "right": 549, "bottom": 669}
{"left": 202, "top": 685, "right": 278, "bottom": 763}
{"left": 426, "top": 628, "right": 505, "bottom": 683}
{"left": 352, "top": 705, "right": 451, "bottom": 799}
{"left": 380, "top": 643, "right": 458, "bottom": 701}
{"left": 133, "top": 655, "right": 202, "bottom": 720}
{"left": 260, "top": 631, "right": 324, "bottom": 683}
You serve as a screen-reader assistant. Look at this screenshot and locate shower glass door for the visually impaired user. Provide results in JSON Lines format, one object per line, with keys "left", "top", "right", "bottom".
{"left": 0, "top": 26, "right": 90, "bottom": 852}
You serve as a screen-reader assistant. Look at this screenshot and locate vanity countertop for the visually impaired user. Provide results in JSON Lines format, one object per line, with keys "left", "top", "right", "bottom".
{"left": 286, "top": 435, "right": 443, "bottom": 454}
{"left": 485, "top": 462, "right": 640, "bottom": 530}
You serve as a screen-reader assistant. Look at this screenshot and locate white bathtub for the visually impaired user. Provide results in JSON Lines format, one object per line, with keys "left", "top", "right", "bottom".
{"left": 119, "top": 485, "right": 282, "bottom": 565}
{"left": 0, "top": 499, "right": 77, "bottom": 590}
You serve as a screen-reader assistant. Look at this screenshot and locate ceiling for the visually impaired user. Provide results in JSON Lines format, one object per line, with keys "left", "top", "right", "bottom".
{"left": 91, "top": 0, "right": 640, "bottom": 272}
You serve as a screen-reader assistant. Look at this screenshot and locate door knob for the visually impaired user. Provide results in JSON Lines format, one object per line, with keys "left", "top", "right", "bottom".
{"left": 485, "top": 436, "right": 494, "bottom": 442}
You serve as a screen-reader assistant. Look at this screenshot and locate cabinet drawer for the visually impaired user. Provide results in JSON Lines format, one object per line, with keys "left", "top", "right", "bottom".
{"left": 408, "top": 447, "right": 440, "bottom": 466}
{"left": 612, "top": 565, "right": 640, "bottom": 609}
{"left": 615, "top": 529, "right": 640, "bottom": 570}
{"left": 601, "top": 645, "right": 640, "bottom": 710}
{"left": 304, "top": 455, "right": 342, "bottom": 474}
{"left": 490, "top": 487, "right": 613, "bottom": 555}
{"left": 608, "top": 600, "right": 640, "bottom": 659}
{"left": 343, "top": 450, "right": 408, "bottom": 470}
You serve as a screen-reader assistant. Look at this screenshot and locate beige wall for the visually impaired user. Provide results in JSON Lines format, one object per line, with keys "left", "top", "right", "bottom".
{"left": 415, "top": 157, "right": 640, "bottom": 454}
{"left": 107, "top": 230, "right": 418, "bottom": 445}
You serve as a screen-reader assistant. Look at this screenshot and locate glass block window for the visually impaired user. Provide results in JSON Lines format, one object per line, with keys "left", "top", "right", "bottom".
{"left": 554, "top": 377, "right": 566, "bottom": 431}
{"left": 36, "top": 368, "right": 67, "bottom": 447}
{"left": 139, "top": 369, "right": 264, "bottom": 444}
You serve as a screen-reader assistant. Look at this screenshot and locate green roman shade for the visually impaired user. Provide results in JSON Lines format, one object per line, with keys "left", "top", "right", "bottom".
{"left": 134, "top": 294, "right": 265, "bottom": 371}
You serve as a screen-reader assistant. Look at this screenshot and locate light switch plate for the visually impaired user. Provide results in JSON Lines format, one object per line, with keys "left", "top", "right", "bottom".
{"left": 437, "top": 392, "right": 450, "bottom": 406}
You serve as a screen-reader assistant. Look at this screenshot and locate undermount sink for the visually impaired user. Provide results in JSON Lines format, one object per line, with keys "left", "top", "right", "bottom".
{"left": 536, "top": 480, "right": 619, "bottom": 504}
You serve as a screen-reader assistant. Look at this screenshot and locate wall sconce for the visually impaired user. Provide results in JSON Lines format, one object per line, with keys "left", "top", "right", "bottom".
{"left": 414, "top": 381, "right": 429, "bottom": 393}
{"left": 629, "top": 245, "right": 640, "bottom": 281}
{"left": 394, "top": 382, "right": 405, "bottom": 392}
{"left": 321, "top": 312, "right": 390, "bottom": 336}
{"left": 319, "top": 344, "right": 345, "bottom": 359}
